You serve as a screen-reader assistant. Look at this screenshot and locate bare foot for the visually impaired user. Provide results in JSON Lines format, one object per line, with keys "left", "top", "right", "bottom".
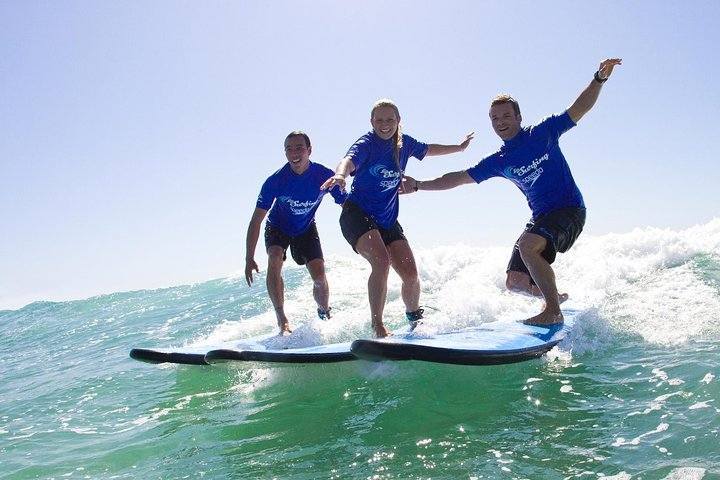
{"left": 523, "top": 310, "right": 564, "bottom": 326}
{"left": 373, "top": 325, "right": 394, "bottom": 338}
{"left": 279, "top": 323, "right": 292, "bottom": 336}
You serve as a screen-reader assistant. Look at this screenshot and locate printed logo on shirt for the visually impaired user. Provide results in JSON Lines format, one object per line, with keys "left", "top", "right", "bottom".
{"left": 503, "top": 153, "right": 549, "bottom": 187}
{"left": 278, "top": 196, "right": 319, "bottom": 215}
{"left": 371, "top": 164, "right": 401, "bottom": 192}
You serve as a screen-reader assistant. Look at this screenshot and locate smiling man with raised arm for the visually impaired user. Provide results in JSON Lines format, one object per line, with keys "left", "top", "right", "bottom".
{"left": 404, "top": 58, "right": 622, "bottom": 326}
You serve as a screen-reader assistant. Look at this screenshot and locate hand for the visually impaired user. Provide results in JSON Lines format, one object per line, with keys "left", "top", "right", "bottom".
{"left": 245, "top": 259, "right": 259, "bottom": 287}
{"left": 459, "top": 132, "right": 475, "bottom": 151}
{"left": 597, "top": 58, "right": 622, "bottom": 80}
{"left": 321, "top": 173, "right": 346, "bottom": 191}
{"left": 400, "top": 175, "right": 418, "bottom": 195}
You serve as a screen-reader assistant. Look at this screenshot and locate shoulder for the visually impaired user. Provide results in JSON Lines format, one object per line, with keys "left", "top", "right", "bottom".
{"left": 356, "top": 131, "right": 375, "bottom": 145}
{"left": 470, "top": 147, "right": 503, "bottom": 167}
{"left": 477, "top": 148, "right": 504, "bottom": 166}
{"left": 264, "top": 163, "right": 291, "bottom": 183}
{"left": 346, "top": 132, "right": 376, "bottom": 158}
{"left": 532, "top": 111, "right": 576, "bottom": 132}
{"left": 401, "top": 133, "right": 424, "bottom": 147}
{"left": 308, "top": 161, "right": 334, "bottom": 176}
{"left": 400, "top": 133, "right": 428, "bottom": 154}
{"left": 271, "top": 163, "right": 291, "bottom": 175}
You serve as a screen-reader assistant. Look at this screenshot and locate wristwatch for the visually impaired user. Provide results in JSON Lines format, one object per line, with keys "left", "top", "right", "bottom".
{"left": 594, "top": 70, "right": 608, "bottom": 84}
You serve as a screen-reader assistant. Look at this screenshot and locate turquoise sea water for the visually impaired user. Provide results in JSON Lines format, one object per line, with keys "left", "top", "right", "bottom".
{"left": 2, "top": 220, "right": 719, "bottom": 479}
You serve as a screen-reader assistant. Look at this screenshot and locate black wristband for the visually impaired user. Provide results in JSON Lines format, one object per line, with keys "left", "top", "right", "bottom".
{"left": 594, "top": 70, "right": 608, "bottom": 84}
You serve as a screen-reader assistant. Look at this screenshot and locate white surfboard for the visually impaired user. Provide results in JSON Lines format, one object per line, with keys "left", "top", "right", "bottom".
{"left": 130, "top": 331, "right": 354, "bottom": 365}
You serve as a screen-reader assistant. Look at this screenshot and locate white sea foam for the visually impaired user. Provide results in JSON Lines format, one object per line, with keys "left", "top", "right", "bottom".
{"left": 200, "top": 220, "right": 720, "bottom": 354}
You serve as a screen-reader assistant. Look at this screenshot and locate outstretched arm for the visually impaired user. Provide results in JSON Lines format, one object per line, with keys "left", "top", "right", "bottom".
{"left": 426, "top": 132, "right": 475, "bottom": 156}
{"left": 567, "top": 58, "right": 622, "bottom": 124}
{"left": 401, "top": 170, "right": 475, "bottom": 194}
{"left": 245, "top": 207, "right": 268, "bottom": 286}
{"left": 320, "top": 157, "right": 354, "bottom": 191}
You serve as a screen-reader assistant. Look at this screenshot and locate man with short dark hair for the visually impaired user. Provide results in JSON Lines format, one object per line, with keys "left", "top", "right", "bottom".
{"left": 404, "top": 58, "right": 622, "bottom": 326}
{"left": 245, "top": 131, "right": 347, "bottom": 334}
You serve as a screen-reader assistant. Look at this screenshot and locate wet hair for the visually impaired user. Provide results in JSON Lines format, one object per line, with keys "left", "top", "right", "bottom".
{"left": 490, "top": 94, "right": 521, "bottom": 116}
{"left": 371, "top": 99, "right": 403, "bottom": 173}
{"left": 285, "top": 130, "right": 311, "bottom": 148}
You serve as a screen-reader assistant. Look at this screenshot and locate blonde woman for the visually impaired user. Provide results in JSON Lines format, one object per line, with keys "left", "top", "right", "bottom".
{"left": 322, "top": 100, "right": 473, "bottom": 337}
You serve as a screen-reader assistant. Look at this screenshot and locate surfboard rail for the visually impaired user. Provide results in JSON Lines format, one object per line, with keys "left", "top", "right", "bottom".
{"left": 350, "top": 316, "right": 574, "bottom": 365}
{"left": 129, "top": 348, "right": 209, "bottom": 365}
{"left": 349, "top": 337, "right": 563, "bottom": 365}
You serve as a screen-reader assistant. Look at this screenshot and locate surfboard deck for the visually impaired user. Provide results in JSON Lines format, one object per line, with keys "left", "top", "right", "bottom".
{"left": 350, "top": 314, "right": 576, "bottom": 366}
{"left": 130, "top": 332, "right": 355, "bottom": 365}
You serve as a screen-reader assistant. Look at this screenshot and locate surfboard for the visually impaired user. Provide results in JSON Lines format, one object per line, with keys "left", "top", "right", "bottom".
{"left": 129, "top": 332, "right": 355, "bottom": 365}
{"left": 130, "top": 311, "right": 577, "bottom": 366}
{"left": 130, "top": 341, "right": 242, "bottom": 365}
{"left": 204, "top": 341, "right": 354, "bottom": 364}
{"left": 350, "top": 313, "right": 576, "bottom": 366}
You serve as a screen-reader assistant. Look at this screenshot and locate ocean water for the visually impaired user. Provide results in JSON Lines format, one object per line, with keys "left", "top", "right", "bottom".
{"left": 2, "top": 220, "right": 719, "bottom": 479}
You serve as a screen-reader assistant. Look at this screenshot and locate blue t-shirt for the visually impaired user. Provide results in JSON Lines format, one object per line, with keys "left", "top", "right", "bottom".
{"left": 466, "top": 111, "right": 583, "bottom": 218}
{"left": 345, "top": 131, "right": 429, "bottom": 228}
{"left": 257, "top": 161, "right": 347, "bottom": 236}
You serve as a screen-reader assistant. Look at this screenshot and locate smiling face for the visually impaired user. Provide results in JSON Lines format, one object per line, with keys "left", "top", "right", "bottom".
{"left": 284, "top": 134, "right": 312, "bottom": 174}
{"left": 489, "top": 102, "right": 522, "bottom": 141}
{"left": 371, "top": 105, "right": 400, "bottom": 140}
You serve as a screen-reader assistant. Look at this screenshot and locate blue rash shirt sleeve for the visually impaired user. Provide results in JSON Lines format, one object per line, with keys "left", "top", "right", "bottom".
{"left": 256, "top": 174, "right": 278, "bottom": 211}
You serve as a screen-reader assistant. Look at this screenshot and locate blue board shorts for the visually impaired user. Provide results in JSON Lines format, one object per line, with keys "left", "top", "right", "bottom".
{"left": 339, "top": 200, "right": 406, "bottom": 252}
{"left": 507, "top": 207, "right": 586, "bottom": 281}
{"left": 264, "top": 223, "right": 323, "bottom": 266}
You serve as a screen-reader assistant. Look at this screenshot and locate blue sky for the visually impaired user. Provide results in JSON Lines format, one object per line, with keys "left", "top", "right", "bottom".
{"left": 2, "top": 1, "right": 719, "bottom": 310}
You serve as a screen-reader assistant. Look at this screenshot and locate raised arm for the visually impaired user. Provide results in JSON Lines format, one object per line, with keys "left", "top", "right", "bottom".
{"left": 402, "top": 170, "right": 475, "bottom": 194}
{"left": 426, "top": 132, "right": 475, "bottom": 156}
{"left": 320, "top": 157, "right": 354, "bottom": 191}
{"left": 245, "top": 207, "right": 268, "bottom": 286}
{"left": 566, "top": 58, "right": 622, "bottom": 124}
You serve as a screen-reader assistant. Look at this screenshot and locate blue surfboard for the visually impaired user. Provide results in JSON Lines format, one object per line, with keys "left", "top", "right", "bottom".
{"left": 130, "top": 311, "right": 576, "bottom": 366}
{"left": 350, "top": 313, "right": 576, "bottom": 366}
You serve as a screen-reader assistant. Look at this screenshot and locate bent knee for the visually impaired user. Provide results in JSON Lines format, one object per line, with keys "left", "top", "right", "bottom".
{"left": 402, "top": 271, "right": 420, "bottom": 288}
{"left": 517, "top": 233, "right": 547, "bottom": 256}
{"left": 365, "top": 255, "right": 391, "bottom": 277}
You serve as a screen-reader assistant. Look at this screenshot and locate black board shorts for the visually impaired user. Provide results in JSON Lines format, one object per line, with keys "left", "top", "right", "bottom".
{"left": 339, "top": 200, "right": 406, "bottom": 252}
{"left": 507, "top": 206, "right": 586, "bottom": 280}
{"left": 264, "top": 223, "right": 323, "bottom": 266}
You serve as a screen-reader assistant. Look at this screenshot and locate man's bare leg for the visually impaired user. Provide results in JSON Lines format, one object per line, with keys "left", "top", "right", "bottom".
{"left": 306, "top": 258, "right": 330, "bottom": 316}
{"left": 266, "top": 246, "right": 292, "bottom": 335}
{"left": 506, "top": 271, "right": 569, "bottom": 305}
{"left": 516, "top": 233, "right": 563, "bottom": 326}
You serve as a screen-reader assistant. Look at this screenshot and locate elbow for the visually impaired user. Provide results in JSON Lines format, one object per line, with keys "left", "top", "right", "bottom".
{"left": 573, "top": 110, "right": 585, "bottom": 123}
